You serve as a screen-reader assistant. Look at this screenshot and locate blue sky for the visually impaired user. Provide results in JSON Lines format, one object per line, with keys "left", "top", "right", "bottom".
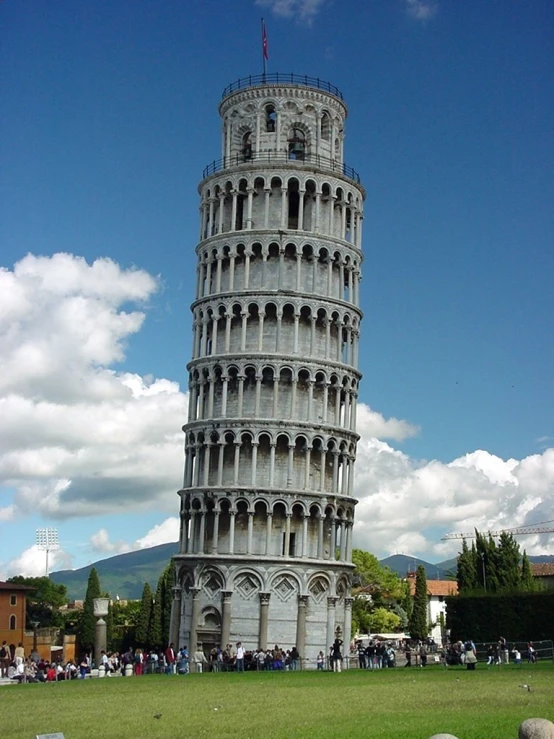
{"left": 1, "top": 0, "right": 553, "bottom": 577}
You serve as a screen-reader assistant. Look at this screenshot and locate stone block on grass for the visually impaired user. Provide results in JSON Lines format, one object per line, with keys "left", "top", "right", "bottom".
{"left": 519, "top": 718, "right": 554, "bottom": 739}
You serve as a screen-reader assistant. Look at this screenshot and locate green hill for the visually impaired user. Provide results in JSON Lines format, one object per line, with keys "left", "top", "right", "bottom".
{"left": 50, "top": 545, "right": 554, "bottom": 601}
{"left": 50, "top": 542, "right": 178, "bottom": 600}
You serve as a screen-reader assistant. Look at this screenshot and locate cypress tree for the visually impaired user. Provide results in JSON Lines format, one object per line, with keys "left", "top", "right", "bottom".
{"left": 106, "top": 601, "right": 114, "bottom": 652}
{"left": 521, "top": 551, "right": 535, "bottom": 592}
{"left": 402, "top": 579, "right": 413, "bottom": 620}
{"left": 497, "top": 532, "right": 522, "bottom": 591}
{"left": 78, "top": 567, "right": 101, "bottom": 653}
{"left": 408, "top": 565, "right": 428, "bottom": 641}
{"left": 160, "top": 563, "right": 174, "bottom": 645}
{"left": 149, "top": 588, "right": 162, "bottom": 650}
{"left": 136, "top": 582, "right": 153, "bottom": 648}
{"left": 457, "top": 538, "right": 478, "bottom": 593}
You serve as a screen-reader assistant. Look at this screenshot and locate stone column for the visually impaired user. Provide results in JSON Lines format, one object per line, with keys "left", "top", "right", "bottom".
{"left": 259, "top": 592, "right": 271, "bottom": 650}
{"left": 296, "top": 595, "right": 309, "bottom": 667}
{"left": 343, "top": 597, "right": 353, "bottom": 669}
{"left": 94, "top": 617, "right": 107, "bottom": 671}
{"left": 198, "top": 509, "right": 206, "bottom": 554}
{"left": 284, "top": 513, "right": 291, "bottom": 557}
{"left": 221, "top": 591, "right": 233, "bottom": 649}
{"left": 317, "top": 514, "right": 324, "bottom": 559}
{"left": 302, "top": 513, "right": 309, "bottom": 557}
{"left": 169, "top": 585, "right": 182, "bottom": 649}
{"left": 190, "top": 587, "right": 201, "bottom": 657}
{"left": 211, "top": 510, "right": 220, "bottom": 554}
{"left": 326, "top": 597, "right": 337, "bottom": 654}
{"left": 339, "top": 520, "right": 346, "bottom": 561}
{"left": 229, "top": 511, "right": 236, "bottom": 554}
{"left": 266, "top": 512, "right": 273, "bottom": 555}
{"left": 247, "top": 511, "right": 254, "bottom": 554}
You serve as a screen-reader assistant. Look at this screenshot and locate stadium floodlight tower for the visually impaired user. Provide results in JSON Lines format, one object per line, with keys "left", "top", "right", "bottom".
{"left": 36, "top": 527, "right": 59, "bottom": 577}
{"left": 171, "top": 73, "right": 365, "bottom": 667}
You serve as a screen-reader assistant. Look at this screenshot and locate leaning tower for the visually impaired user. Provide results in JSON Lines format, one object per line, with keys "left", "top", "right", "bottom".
{"left": 171, "top": 73, "right": 364, "bottom": 666}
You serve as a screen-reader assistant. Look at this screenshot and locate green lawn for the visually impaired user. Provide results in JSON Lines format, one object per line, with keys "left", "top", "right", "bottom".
{"left": 5, "top": 663, "right": 554, "bottom": 739}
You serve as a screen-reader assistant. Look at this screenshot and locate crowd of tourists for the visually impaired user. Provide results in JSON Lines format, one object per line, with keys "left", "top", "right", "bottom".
{"left": 1, "top": 634, "right": 541, "bottom": 684}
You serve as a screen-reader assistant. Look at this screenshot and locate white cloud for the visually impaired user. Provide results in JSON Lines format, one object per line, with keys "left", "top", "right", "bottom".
{"left": 0, "top": 545, "right": 72, "bottom": 580}
{"left": 89, "top": 528, "right": 131, "bottom": 555}
{"left": 0, "top": 253, "right": 186, "bottom": 522}
{"left": 255, "top": 0, "right": 327, "bottom": 24}
{"left": 1, "top": 251, "right": 553, "bottom": 576}
{"left": 353, "top": 439, "right": 554, "bottom": 560}
{"left": 357, "top": 403, "right": 419, "bottom": 441}
{"left": 405, "top": 0, "right": 438, "bottom": 21}
{"left": 89, "top": 518, "right": 179, "bottom": 557}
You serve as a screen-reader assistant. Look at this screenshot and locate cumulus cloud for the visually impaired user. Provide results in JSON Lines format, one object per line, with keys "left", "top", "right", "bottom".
{"left": 1, "top": 251, "right": 553, "bottom": 576}
{"left": 353, "top": 439, "right": 554, "bottom": 560}
{"left": 89, "top": 518, "right": 179, "bottom": 556}
{"left": 255, "top": 0, "right": 327, "bottom": 24}
{"left": 357, "top": 403, "right": 419, "bottom": 442}
{"left": 0, "top": 253, "right": 186, "bottom": 522}
{"left": 0, "top": 545, "right": 72, "bottom": 580}
{"left": 405, "top": 0, "right": 438, "bottom": 21}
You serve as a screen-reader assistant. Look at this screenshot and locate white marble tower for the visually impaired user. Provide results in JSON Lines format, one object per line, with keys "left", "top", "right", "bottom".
{"left": 171, "top": 74, "right": 365, "bottom": 666}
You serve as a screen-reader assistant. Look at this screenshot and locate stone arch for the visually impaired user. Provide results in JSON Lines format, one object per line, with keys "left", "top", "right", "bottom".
{"left": 269, "top": 569, "right": 302, "bottom": 603}
{"left": 308, "top": 573, "right": 330, "bottom": 603}
{"left": 232, "top": 568, "right": 264, "bottom": 599}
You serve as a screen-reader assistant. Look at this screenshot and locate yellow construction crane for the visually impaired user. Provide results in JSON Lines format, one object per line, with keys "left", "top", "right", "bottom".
{"left": 441, "top": 520, "right": 554, "bottom": 540}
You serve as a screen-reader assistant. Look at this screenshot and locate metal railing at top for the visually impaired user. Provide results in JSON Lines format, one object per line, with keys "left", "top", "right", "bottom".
{"left": 222, "top": 74, "right": 343, "bottom": 100}
{"left": 202, "top": 150, "right": 362, "bottom": 184}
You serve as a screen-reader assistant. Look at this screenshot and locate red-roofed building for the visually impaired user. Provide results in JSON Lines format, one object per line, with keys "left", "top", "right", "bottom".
{"left": 0, "top": 581, "right": 35, "bottom": 658}
{"left": 407, "top": 573, "right": 458, "bottom": 641}
{"left": 531, "top": 563, "right": 554, "bottom": 589}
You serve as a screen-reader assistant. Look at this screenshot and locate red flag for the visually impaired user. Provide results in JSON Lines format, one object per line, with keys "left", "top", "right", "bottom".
{"left": 262, "top": 20, "right": 269, "bottom": 61}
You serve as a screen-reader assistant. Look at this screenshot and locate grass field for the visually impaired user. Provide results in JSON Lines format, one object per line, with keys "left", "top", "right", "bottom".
{"left": 4, "top": 663, "right": 554, "bottom": 739}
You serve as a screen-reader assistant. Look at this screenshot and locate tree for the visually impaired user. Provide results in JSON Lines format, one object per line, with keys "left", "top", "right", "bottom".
{"left": 150, "top": 562, "right": 174, "bottom": 649}
{"left": 401, "top": 579, "right": 413, "bottom": 621}
{"left": 521, "top": 551, "right": 535, "bottom": 592}
{"left": 7, "top": 576, "right": 68, "bottom": 628}
{"left": 351, "top": 597, "right": 372, "bottom": 636}
{"left": 496, "top": 532, "right": 522, "bottom": 591}
{"left": 351, "top": 549, "right": 402, "bottom": 605}
{"left": 457, "top": 538, "right": 478, "bottom": 593}
{"left": 368, "top": 607, "right": 402, "bottom": 634}
{"left": 160, "top": 563, "right": 174, "bottom": 646}
{"left": 77, "top": 567, "right": 101, "bottom": 653}
{"left": 136, "top": 583, "right": 153, "bottom": 648}
{"left": 408, "top": 565, "right": 428, "bottom": 641}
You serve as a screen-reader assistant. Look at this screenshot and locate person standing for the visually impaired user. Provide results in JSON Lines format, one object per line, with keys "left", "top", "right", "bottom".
{"left": 332, "top": 638, "right": 343, "bottom": 673}
{"left": 14, "top": 642, "right": 25, "bottom": 666}
{"left": 235, "top": 642, "right": 245, "bottom": 672}
{"left": 165, "top": 643, "right": 176, "bottom": 674}
{"left": 0, "top": 641, "right": 10, "bottom": 677}
{"left": 290, "top": 646, "right": 300, "bottom": 671}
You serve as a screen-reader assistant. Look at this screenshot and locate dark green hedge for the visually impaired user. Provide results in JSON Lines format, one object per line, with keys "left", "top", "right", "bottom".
{"left": 445, "top": 591, "right": 554, "bottom": 642}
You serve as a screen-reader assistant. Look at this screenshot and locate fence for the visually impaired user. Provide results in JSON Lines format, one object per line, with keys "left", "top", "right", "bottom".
{"left": 202, "top": 150, "right": 362, "bottom": 184}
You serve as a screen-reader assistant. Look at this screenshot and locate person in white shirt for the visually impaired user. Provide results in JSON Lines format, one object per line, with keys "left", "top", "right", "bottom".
{"left": 236, "top": 642, "right": 245, "bottom": 672}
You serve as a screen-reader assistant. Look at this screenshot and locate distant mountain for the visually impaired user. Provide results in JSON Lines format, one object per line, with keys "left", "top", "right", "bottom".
{"left": 50, "top": 545, "right": 554, "bottom": 601}
{"left": 379, "top": 554, "right": 452, "bottom": 580}
{"left": 50, "top": 542, "right": 178, "bottom": 600}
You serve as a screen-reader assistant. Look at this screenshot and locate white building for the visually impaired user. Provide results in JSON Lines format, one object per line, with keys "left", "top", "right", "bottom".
{"left": 170, "top": 73, "right": 365, "bottom": 666}
{"left": 408, "top": 573, "right": 458, "bottom": 641}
